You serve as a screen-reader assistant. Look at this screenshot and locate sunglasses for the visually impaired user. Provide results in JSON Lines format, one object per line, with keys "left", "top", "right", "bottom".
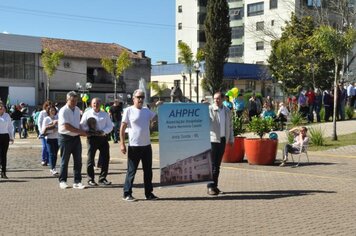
{"left": 135, "top": 96, "right": 145, "bottom": 99}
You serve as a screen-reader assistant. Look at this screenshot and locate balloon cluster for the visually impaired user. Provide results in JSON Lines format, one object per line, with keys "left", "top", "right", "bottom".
{"left": 225, "top": 87, "right": 239, "bottom": 102}
{"left": 82, "top": 94, "right": 89, "bottom": 103}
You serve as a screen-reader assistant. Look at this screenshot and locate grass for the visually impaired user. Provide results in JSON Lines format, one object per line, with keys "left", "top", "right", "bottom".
{"left": 278, "top": 132, "right": 356, "bottom": 152}
{"left": 150, "top": 131, "right": 159, "bottom": 143}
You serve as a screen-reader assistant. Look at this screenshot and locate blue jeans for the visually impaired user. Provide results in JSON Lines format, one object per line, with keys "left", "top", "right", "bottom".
{"left": 111, "top": 121, "right": 120, "bottom": 142}
{"left": 40, "top": 137, "right": 49, "bottom": 163}
{"left": 58, "top": 134, "right": 82, "bottom": 183}
{"left": 12, "top": 120, "right": 21, "bottom": 139}
{"left": 46, "top": 138, "right": 58, "bottom": 170}
{"left": 21, "top": 117, "right": 28, "bottom": 138}
{"left": 208, "top": 137, "right": 226, "bottom": 189}
{"left": 123, "top": 145, "right": 153, "bottom": 197}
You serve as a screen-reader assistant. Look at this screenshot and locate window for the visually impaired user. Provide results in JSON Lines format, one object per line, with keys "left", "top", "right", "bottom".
{"left": 247, "top": 2, "right": 264, "bottom": 16}
{"left": 307, "top": 0, "right": 321, "bottom": 7}
{"left": 198, "top": 30, "right": 206, "bottom": 43}
{"left": 174, "top": 80, "right": 180, "bottom": 87}
{"left": 198, "top": 0, "right": 207, "bottom": 7}
{"left": 178, "top": 5, "right": 182, "bottom": 13}
{"left": 178, "top": 23, "right": 182, "bottom": 30}
{"left": 229, "top": 45, "right": 244, "bottom": 57}
{"left": 246, "top": 81, "right": 256, "bottom": 91}
{"left": 0, "top": 50, "right": 35, "bottom": 80}
{"left": 231, "top": 26, "right": 244, "bottom": 39}
{"left": 256, "top": 41, "right": 264, "bottom": 50}
{"left": 256, "top": 21, "right": 264, "bottom": 31}
{"left": 270, "top": 0, "right": 278, "bottom": 9}
{"left": 198, "top": 13, "right": 206, "bottom": 24}
{"left": 271, "top": 20, "right": 275, "bottom": 26}
{"left": 229, "top": 7, "right": 244, "bottom": 20}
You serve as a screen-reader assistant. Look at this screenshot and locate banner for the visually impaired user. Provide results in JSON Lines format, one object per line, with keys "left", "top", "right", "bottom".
{"left": 158, "top": 103, "right": 212, "bottom": 186}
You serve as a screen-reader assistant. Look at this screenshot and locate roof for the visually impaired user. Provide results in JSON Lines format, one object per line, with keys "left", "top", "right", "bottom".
{"left": 41, "top": 37, "right": 142, "bottom": 60}
{"left": 152, "top": 62, "right": 271, "bottom": 80}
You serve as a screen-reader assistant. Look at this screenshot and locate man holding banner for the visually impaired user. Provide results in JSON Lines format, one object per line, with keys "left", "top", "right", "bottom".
{"left": 120, "top": 89, "right": 159, "bottom": 202}
{"left": 208, "top": 92, "right": 234, "bottom": 195}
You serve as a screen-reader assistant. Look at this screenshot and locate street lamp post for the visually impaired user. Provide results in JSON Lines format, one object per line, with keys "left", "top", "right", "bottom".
{"left": 76, "top": 82, "right": 92, "bottom": 110}
{"left": 194, "top": 62, "right": 201, "bottom": 103}
{"left": 181, "top": 71, "right": 186, "bottom": 102}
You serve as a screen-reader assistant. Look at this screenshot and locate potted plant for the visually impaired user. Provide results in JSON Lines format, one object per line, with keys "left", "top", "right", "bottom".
{"left": 244, "top": 116, "right": 278, "bottom": 165}
{"left": 222, "top": 112, "right": 246, "bottom": 163}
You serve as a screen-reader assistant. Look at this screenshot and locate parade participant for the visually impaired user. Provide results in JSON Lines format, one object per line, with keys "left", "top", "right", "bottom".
{"left": 208, "top": 92, "right": 234, "bottom": 195}
{"left": 120, "top": 89, "right": 158, "bottom": 201}
{"left": 58, "top": 91, "right": 87, "bottom": 189}
{"left": 42, "top": 104, "right": 59, "bottom": 176}
{"left": 80, "top": 98, "right": 113, "bottom": 186}
{"left": 109, "top": 99, "right": 123, "bottom": 143}
{"left": 0, "top": 102, "right": 14, "bottom": 179}
{"left": 38, "top": 101, "right": 52, "bottom": 166}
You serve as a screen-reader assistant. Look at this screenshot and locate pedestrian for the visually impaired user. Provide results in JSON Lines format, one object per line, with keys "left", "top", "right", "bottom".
{"left": 38, "top": 101, "right": 52, "bottom": 166}
{"left": 42, "top": 104, "right": 59, "bottom": 176}
{"left": 120, "top": 89, "right": 158, "bottom": 201}
{"left": 346, "top": 82, "right": 355, "bottom": 107}
{"left": 298, "top": 89, "right": 309, "bottom": 120}
{"left": 10, "top": 105, "right": 22, "bottom": 139}
{"left": 233, "top": 93, "right": 245, "bottom": 117}
{"left": 305, "top": 87, "right": 315, "bottom": 123}
{"left": 109, "top": 99, "right": 123, "bottom": 143}
{"left": 223, "top": 95, "right": 233, "bottom": 110}
{"left": 248, "top": 92, "right": 262, "bottom": 121}
{"left": 323, "top": 90, "right": 333, "bottom": 122}
{"left": 207, "top": 92, "right": 234, "bottom": 195}
{"left": 58, "top": 91, "right": 87, "bottom": 189}
{"left": 0, "top": 102, "right": 14, "bottom": 179}
{"left": 80, "top": 97, "right": 113, "bottom": 186}
{"left": 280, "top": 126, "right": 309, "bottom": 167}
{"left": 337, "top": 83, "right": 347, "bottom": 121}
{"left": 314, "top": 89, "right": 322, "bottom": 122}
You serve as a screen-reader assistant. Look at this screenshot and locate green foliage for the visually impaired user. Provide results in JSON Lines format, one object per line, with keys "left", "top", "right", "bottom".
{"left": 268, "top": 14, "right": 334, "bottom": 94}
{"left": 232, "top": 112, "right": 245, "bottom": 136}
{"left": 320, "top": 107, "right": 325, "bottom": 121}
{"left": 178, "top": 41, "right": 194, "bottom": 69}
{"left": 345, "top": 106, "right": 354, "bottom": 120}
{"left": 101, "top": 58, "right": 115, "bottom": 75}
{"left": 286, "top": 131, "right": 295, "bottom": 144}
{"left": 309, "top": 126, "right": 325, "bottom": 146}
{"left": 148, "top": 82, "right": 168, "bottom": 100}
{"left": 116, "top": 50, "right": 132, "bottom": 77}
{"left": 243, "top": 92, "right": 263, "bottom": 105}
{"left": 41, "top": 48, "right": 64, "bottom": 100}
{"left": 290, "top": 111, "right": 305, "bottom": 126}
{"left": 204, "top": 0, "right": 231, "bottom": 95}
{"left": 247, "top": 116, "right": 275, "bottom": 139}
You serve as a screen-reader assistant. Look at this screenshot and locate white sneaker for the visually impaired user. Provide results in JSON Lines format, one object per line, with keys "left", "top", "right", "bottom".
{"left": 73, "top": 182, "right": 86, "bottom": 189}
{"left": 59, "top": 181, "right": 69, "bottom": 189}
{"left": 50, "top": 169, "right": 58, "bottom": 176}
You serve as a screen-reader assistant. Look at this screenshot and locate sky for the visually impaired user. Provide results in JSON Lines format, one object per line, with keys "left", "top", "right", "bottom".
{"left": 0, "top": 0, "right": 176, "bottom": 64}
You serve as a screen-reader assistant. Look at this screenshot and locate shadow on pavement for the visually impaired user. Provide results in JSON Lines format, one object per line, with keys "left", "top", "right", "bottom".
{"left": 157, "top": 190, "right": 336, "bottom": 201}
{"left": 0, "top": 179, "right": 28, "bottom": 183}
{"left": 8, "top": 169, "right": 43, "bottom": 172}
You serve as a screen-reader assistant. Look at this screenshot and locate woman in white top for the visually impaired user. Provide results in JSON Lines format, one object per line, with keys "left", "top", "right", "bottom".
{"left": 42, "top": 104, "right": 59, "bottom": 176}
{"left": 0, "top": 102, "right": 14, "bottom": 179}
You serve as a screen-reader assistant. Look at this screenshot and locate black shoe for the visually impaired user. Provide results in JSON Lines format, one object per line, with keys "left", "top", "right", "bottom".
{"left": 145, "top": 193, "right": 159, "bottom": 200}
{"left": 207, "top": 187, "right": 218, "bottom": 196}
{"left": 98, "top": 179, "right": 112, "bottom": 186}
{"left": 114, "top": 140, "right": 118, "bottom": 143}
{"left": 1, "top": 173, "right": 8, "bottom": 179}
{"left": 88, "top": 180, "right": 98, "bottom": 186}
{"left": 122, "top": 195, "right": 137, "bottom": 202}
{"left": 215, "top": 187, "right": 225, "bottom": 194}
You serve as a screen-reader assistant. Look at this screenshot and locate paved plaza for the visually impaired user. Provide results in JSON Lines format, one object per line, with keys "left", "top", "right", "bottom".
{"left": 0, "top": 120, "right": 356, "bottom": 235}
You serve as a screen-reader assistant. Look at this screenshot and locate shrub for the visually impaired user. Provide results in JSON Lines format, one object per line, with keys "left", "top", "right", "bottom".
{"left": 290, "top": 111, "right": 305, "bottom": 126}
{"left": 309, "top": 126, "right": 325, "bottom": 146}
{"left": 247, "top": 116, "right": 275, "bottom": 139}
{"left": 286, "top": 130, "right": 295, "bottom": 144}
{"left": 232, "top": 112, "right": 246, "bottom": 136}
{"left": 319, "top": 107, "right": 325, "bottom": 121}
{"left": 345, "top": 106, "right": 354, "bottom": 120}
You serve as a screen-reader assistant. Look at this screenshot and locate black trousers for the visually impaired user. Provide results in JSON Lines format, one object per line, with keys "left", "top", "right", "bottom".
{"left": 208, "top": 137, "right": 226, "bottom": 188}
{"left": 87, "top": 136, "right": 110, "bottom": 182}
{"left": 0, "top": 133, "right": 10, "bottom": 174}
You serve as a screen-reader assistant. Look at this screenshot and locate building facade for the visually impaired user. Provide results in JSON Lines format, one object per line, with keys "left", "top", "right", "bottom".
{"left": 0, "top": 33, "right": 151, "bottom": 107}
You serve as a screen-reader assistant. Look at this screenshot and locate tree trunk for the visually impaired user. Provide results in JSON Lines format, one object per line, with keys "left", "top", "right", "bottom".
{"left": 189, "top": 72, "right": 192, "bottom": 101}
{"left": 332, "top": 61, "right": 338, "bottom": 141}
{"left": 114, "top": 76, "right": 117, "bottom": 100}
{"left": 47, "top": 78, "right": 50, "bottom": 101}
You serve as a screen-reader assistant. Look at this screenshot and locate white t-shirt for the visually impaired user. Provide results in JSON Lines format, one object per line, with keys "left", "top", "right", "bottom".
{"left": 0, "top": 112, "right": 14, "bottom": 140}
{"left": 42, "top": 115, "right": 59, "bottom": 139}
{"left": 122, "top": 106, "right": 156, "bottom": 146}
{"left": 58, "top": 104, "right": 81, "bottom": 136}
{"left": 80, "top": 109, "right": 113, "bottom": 134}
{"left": 37, "top": 110, "right": 48, "bottom": 135}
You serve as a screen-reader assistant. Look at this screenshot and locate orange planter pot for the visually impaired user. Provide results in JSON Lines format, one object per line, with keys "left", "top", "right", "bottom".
{"left": 244, "top": 138, "right": 278, "bottom": 165}
{"left": 222, "top": 137, "right": 245, "bottom": 163}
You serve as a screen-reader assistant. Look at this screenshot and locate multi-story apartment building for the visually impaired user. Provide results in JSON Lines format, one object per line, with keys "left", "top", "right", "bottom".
{"left": 176, "top": 0, "right": 356, "bottom": 68}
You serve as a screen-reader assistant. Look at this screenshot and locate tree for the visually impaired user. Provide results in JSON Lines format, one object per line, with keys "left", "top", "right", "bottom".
{"left": 41, "top": 48, "right": 64, "bottom": 100}
{"left": 204, "top": 0, "right": 231, "bottom": 95}
{"left": 310, "top": 25, "right": 356, "bottom": 140}
{"left": 178, "top": 42, "right": 205, "bottom": 101}
{"left": 268, "top": 14, "right": 334, "bottom": 95}
{"left": 101, "top": 49, "right": 132, "bottom": 99}
{"left": 148, "top": 82, "right": 168, "bottom": 101}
